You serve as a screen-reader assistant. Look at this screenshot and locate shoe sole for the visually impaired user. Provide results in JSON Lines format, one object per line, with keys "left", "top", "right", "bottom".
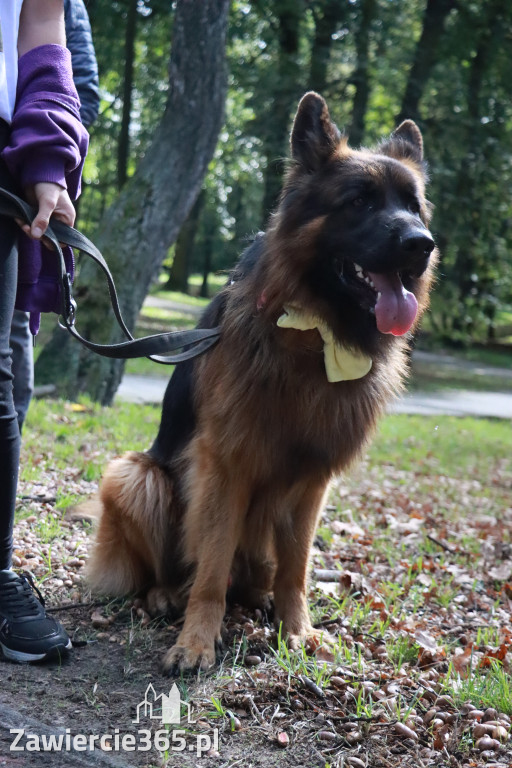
{"left": 1, "top": 638, "right": 72, "bottom": 663}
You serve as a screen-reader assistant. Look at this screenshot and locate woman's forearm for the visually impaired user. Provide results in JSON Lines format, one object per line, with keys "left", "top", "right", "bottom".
{"left": 18, "top": 0, "right": 66, "bottom": 58}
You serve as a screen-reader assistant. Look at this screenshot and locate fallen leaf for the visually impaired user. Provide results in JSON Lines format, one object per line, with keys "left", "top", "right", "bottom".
{"left": 489, "top": 562, "right": 512, "bottom": 582}
{"left": 478, "top": 643, "right": 508, "bottom": 668}
{"left": 315, "top": 645, "right": 335, "bottom": 663}
{"left": 414, "top": 630, "right": 439, "bottom": 653}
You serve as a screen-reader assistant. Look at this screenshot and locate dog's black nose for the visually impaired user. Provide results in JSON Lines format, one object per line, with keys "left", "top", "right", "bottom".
{"left": 398, "top": 229, "right": 435, "bottom": 276}
{"left": 400, "top": 230, "right": 435, "bottom": 258}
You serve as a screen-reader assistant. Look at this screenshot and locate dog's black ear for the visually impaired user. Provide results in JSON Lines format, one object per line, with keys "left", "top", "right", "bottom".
{"left": 381, "top": 119, "right": 424, "bottom": 164}
{"left": 290, "top": 92, "right": 342, "bottom": 171}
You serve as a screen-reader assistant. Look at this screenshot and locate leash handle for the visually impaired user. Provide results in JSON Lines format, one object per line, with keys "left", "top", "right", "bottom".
{"left": 0, "top": 187, "right": 220, "bottom": 364}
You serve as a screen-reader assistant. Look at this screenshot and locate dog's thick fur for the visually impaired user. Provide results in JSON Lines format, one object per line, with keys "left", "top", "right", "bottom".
{"left": 83, "top": 93, "right": 437, "bottom": 672}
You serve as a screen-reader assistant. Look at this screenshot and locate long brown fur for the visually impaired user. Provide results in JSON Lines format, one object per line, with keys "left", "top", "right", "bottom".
{"left": 83, "top": 92, "right": 437, "bottom": 672}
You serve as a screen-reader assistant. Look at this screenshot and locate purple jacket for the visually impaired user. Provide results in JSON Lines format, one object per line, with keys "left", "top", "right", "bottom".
{"left": 1, "top": 44, "right": 89, "bottom": 334}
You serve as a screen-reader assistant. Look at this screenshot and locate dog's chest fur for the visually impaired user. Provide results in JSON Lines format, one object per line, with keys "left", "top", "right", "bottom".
{"left": 189, "top": 292, "right": 407, "bottom": 486}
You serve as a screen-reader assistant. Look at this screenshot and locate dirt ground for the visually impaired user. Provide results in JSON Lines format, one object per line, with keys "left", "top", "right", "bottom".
{"left": 0, "top": 603, "right": 349, "bottom": 768}
{"left": 1, "top": 593, "right": 511, "bottom": 768}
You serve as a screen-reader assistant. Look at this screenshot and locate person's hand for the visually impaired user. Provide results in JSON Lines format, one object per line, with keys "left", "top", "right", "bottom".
{"left": 17, "top": 181, "right": 75, "bottom": 241}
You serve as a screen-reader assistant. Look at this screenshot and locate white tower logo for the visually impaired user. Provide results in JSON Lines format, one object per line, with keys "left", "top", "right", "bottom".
{"left": 133, "top": 683, "right": 194, "bottom": 725}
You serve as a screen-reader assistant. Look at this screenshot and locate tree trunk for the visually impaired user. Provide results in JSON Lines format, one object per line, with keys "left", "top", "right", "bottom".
{"left": 260, "top": 1, "right": 304, "bottom": 222}
{"left": 117, "top": 0, "right": 138, "bottom": 189}
{"left": 35, "top": 0, "right": 230, "bottom": 405}
{"left": 349, "top": 0, "right": 376, "bottom": 146}
{"left": 164, "top": 189, "right": 206, "bottom": 292}
{"left": 397, "top": 0, "right": 455, "bottom": 124}
{"left": 309, "top": 0, "right": 348, "bottom": 95}
{"left": 200, "top": 210, "right": 216, "bottom": 299}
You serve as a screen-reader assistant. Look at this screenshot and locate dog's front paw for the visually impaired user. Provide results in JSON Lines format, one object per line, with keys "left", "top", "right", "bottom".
{"left": 162, "top": 639, "right": 217, "bottom": 675}
{"left": 287, "top": 627, "right": 334, "bottom": 653}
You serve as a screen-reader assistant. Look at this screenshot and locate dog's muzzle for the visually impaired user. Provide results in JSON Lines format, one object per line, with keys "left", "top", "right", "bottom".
{"left": 398, "top": 227, "right": 435, "bottom": 277}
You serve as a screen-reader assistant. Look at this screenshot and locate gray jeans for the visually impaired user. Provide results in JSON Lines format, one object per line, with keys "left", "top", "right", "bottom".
{"left": 9, "top": 310, "right": 34, "bottom": 432}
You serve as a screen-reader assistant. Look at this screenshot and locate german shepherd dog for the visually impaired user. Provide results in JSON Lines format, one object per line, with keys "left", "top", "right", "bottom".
{"left": 84, "top": 92, "right": 437, "bottom": 672}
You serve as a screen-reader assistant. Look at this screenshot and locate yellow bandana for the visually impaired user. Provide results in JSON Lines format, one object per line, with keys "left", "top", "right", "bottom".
{"left": 277, "top": 305, "right": 372, "bottom": 383}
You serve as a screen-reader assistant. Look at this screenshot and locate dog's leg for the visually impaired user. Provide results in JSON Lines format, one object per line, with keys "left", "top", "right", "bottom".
{"left": 273, "top": 482, "right": 330, "bottom": 650}
{"left": 228, "top": 511, "right": 276, "bottom": 610}
{"left": 228, "top": 551, "right": 275, "bottom": 611}
{"left": 162, "top": 453, "right": 249, "bottom": 673}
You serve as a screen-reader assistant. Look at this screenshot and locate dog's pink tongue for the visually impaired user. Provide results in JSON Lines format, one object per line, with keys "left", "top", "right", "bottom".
{"left": 367, "top": 271, "right": 418, "bottom": 336}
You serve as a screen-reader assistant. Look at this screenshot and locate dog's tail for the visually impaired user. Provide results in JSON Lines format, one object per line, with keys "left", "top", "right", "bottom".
{"left": 81, "top": 451, "right": 174, "bottom": 597}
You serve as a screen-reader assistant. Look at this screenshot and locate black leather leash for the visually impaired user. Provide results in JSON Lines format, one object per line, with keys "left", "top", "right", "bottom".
{"left": 0, "top": 187, "right": 221, "bottom": 364}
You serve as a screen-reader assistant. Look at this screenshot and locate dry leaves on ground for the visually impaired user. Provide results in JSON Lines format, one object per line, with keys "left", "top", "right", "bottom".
{"left": 10, "top": 437, "right": 512, "bottom": 767}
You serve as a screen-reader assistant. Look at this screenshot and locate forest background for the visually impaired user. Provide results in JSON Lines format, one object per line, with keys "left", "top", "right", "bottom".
{"left": 35, "top": 0, "right": 512, "bottom": 403}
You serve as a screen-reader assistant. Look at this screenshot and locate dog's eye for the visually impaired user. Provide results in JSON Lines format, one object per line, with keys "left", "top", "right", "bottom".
{"left": 408, "top": 200, "right": 421, "bottom": 215}
{"left": 350, "top": 193, "right": 375, "bottom": 212}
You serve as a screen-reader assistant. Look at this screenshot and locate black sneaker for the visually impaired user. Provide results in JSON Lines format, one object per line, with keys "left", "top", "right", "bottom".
{"left": 0, "top": 570, "right": 72, "bottom": 662}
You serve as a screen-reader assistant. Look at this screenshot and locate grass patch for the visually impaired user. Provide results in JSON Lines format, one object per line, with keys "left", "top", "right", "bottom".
{"left": 368, "top": 414, "right": 511, "bottom": 479}
{"left": 138, "top": 307, "right": 197, "bottom": 329}
{"left": 447, "top": 659, "right": 512, "bottom": 716}
{"left": 123, "top": 355, "right": 174, "bottom": 378}
{"left": 21, "top": 396, "right": 160, "bottom": 488}
{"left": 150, "top": 289, "right": 209, "bottom": 310}
{"left": 154, "top": 271, "right": 225, "bottom": 302}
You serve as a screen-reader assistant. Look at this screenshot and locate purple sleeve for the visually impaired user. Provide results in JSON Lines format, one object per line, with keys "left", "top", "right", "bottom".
{"left": 1, "top": 44, "right": 89, "bottom": 200}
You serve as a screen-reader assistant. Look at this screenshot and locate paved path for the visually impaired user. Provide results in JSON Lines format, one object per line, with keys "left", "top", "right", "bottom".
{"left": 412, "top": 349, "right": 512, "bottom": 380}
{"left": 117, "top": 373, "right": 168, "bottom": 405}
{"left": 391, "top": 389, "right": 512, "bottom": 418}
{"left": 116, "top": 352, "right": 512, "bottom": 418}
{"left": 144, "top": 295, "right": 202, "bottom": 317}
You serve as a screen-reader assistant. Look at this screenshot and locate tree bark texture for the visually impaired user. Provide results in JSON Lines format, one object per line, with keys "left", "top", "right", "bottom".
{"left": 200, "top": 208, "right": 216, "bottom": 299}
{"left": 397, "top": 0, "right": 455, "bottom": 124}
{"left": 117, "top": 0, "right": 138, "bottom": 190}
{"left": 349, "top": 0, "right": 376, "bottom": 146}
{"left": 309, "top": 0, "right": 349, "bottom": 96}
{"left": 260, "top": 0, "right": 304, "bottom": 222}
{"left": 165, "top": 189, "right": 205, "bottom": 292}
{"left": 35, "top": 0, "right": 230, "bottom": 404}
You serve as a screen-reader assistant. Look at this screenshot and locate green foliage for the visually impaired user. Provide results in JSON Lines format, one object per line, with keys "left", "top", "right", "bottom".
{"left": 80, "top": 0, "right": 512, "bottom": 347}
{"left": 422, "top": 1, "right": 512, "bottom": 345}
{"left": 79, "top": 1, "right": 173, "bottom": 236}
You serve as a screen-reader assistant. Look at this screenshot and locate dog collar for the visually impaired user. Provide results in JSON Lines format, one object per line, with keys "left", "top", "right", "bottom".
{"left": 277, "top": 305, "right": 372, "bottom": 382}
